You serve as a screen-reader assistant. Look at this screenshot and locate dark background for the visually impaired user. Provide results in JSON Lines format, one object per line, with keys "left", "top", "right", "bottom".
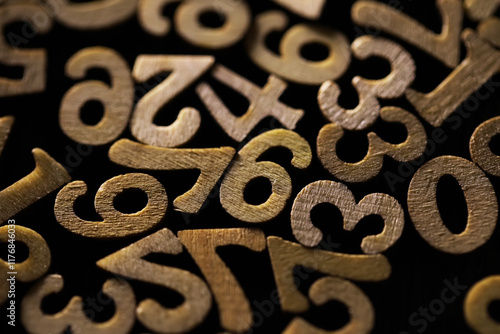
{"left": 1, "top": 0, "right": 500, "bottom": 333}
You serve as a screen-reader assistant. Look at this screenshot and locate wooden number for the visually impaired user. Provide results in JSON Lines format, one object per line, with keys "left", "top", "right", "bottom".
{"left": 174, "top": 0, "right": 251, "bottom": 49}
{"left": 0, "top": 225, "right": 50, "bottom": 305}
{"left": 60, "top": 47, "right": 134, "bottom": 146}
{"left": 282, "top": 277, "right": 374, "bottom": 334}
{"left": 54, "top": 173, "right": 167, "bottom": 239}
{"left": 271, "top": 0, "right": 326, "bottom": 20}
{"left": 138, "top": 0, "right": 180, "bottom": 36}
{"left": 220, "top": 129, "right": 312, "bottom": 223}
{"left": 319, "top": 36, "right": 415, "bottom": 130}
{"left": 464, "top": 275, "right": 500, "bottom": 333}
{"left": 405, "top": 29, "right": 500, "bottom": 127}
{"left": 291, "top": 180, "right": 404, "bottom": 254}
{"left": 317, "top": 106, "right": 426, "bottom": 183}
{"left": 464, "top": 0, "right": 500, "bottom": 20}
{"left": 97, "top": 228, "right": 212, "bottom": 334}
{"left": 0, "top": 4, "right": 53, "bottom": 97}
{"left": 178, "top": 228, "right": 266, "bottom": 333}
{"left": 44, "top": 0, "right": 137, "bottom": 30}
{"left": 267, "top": 236, "right": 391, "bottom": 313}
{"left": 470, "top": 116, "right": 500, "bottom": 177}
{"left": 21, "top": 275, "right": 135, "bottom": 334}
{"left": 196, "top": 64, "right": 304, "bottom": 142}
{"left": 246, "top": 11, "right": 350, "bottom": 85}
{"left": 109, "top": 139, "right": 235, "bottom": 213}
{"left": 408, "top": 156, "right": 498, "bottom": 254}
{"left": 351, "top": 0, "right": 462, "bottom": 68}
{"left": 0, "top": 116, "right": 14, "bottom": 156}
{"left": 130, "top": 55, "right": 214, "bottom": 148}
{"left": 478, "top": 16, "right": 500, "bottom": 49}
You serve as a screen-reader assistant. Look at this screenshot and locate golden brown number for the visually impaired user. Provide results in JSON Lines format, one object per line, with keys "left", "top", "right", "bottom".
{"left": 130, "top": 55, "right": 214, "bottom": 148}
{"left": 21, "top": 275, "right": 136, "bottom": 334}
{"left": 196, "top": 64, "right": 304, "bottom": 142}
{"left": 319, "top": 36, "right": 415, "bottom": 130}
{"left": 470, "top": 116, "right": 500, "bottom": 177}
{"left": 54, "top": 173, "right": 167, "bottom": 239}
{"left": 138, "top": 0, "right": 180, "bottom": 36}
{"left": 464, "top": 275, "right": 500, "bottom": 333}
{"left": 291, "top": 180, "right": 404, "bottom": 254}
{"left": 0, "top": 4, "right": 53, "bottom": 97}
{"left": 59, "top": 47, "right": 134, "bottom": 146}
{"left": 178, "top": 228, "right": 266, "bottom": 333}
{"left": 97, "top": 228, "right": 212, "bottom": 334}
{"left": 267, "top": 236, "right": 391, "bottom": 313}
{"left": 271, "top": 0, "right": 326, "bottom": 19}
{"left": 317, "top": 106, "right": 426, "bottom": 183}
{"left": 109, "top": 139, "right": 235, "bottom": 213}
{"left": 464, "top": 0, "right": 500, "bottom": 20}
{"left": 351, "top": 0, "right": 463, "bottom": 68}
{"left": 246, "top": 10, "right": 350, "bottom": 85}
{"left": 408, "top": 156, "right": 498, "bottom": 254}
{"left": 220, "top": 129, "right": 312, "bottom": 223}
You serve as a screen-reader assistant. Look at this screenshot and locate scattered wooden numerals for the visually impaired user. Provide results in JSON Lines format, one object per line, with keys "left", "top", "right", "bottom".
{"left": 470, "top": 116, "right": 500, "bottom": 177}
{"left": 464, "top": 275, "right": 500, "bottom": 333}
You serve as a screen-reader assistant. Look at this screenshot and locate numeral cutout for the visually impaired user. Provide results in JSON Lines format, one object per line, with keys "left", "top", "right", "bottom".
{"left": 465, "top": 275, "right": 500, "bottom": 333}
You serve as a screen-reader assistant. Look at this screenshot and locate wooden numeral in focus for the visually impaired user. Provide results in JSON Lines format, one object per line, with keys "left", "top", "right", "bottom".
{"left": 271, "top": 0, "right": 326, "bottom": 20}
{"left": 220, "top": 129, "right": 312, "bottom": 223}
{"left": 408, "top": 156, "right": 498, "bottom": 254}
{"left": 97, "top": 228, "right": 212, "bottom": 334}
{"left": 178, "top": 228, "right": 266, "bottom": 333}
{"left": 351, "top": 0, "right": 462, "bottom": 68}
{"left": 317, "top": 107, "right": 426, "bottom": 183}
{"left": 196, "top": 64, "right": 304, "bottom": 142}
{"left": 470, "top": 116, "right": 500, "bottom": 177}
{"left": 267, "top": 236, "right": 391, "bottom": 313}
{"left": 0, "top": 5, "right": 52, "bottom": 97}
{"left": 59, "top": 47, "right": 134, "bottom": 146}
{"left": 0, "top": 225, "right": 50, "bottom": 305}
{"left": 54, "top": 173, "right": 167, "bottom": 238}
{"left": 131, "top": 55, "right": 214, "bottom": 148}
{"left": 464, "top": 275, "right": 500, "bottom": 333}
{"left": 109, "top": 139, "right": 235, "bottom": 213}
{"left": 246, "top": 11, "right": 350, "bottom": 85}
{"left": 21, "top": 275, "right": 136, "bottom": 334}
{"left": 138, "top": 0, "right": 180, "bottom": 37}
{"left": 291, "top": 180, "right": 404, "bottom": 254}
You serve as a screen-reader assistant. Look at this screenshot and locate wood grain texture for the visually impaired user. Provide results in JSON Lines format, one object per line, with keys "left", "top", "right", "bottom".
{"left": 317, "top": 106, "right": 426, "bottom": 183}
{"left": 464, "top": 275, "right": 500, "bottom": 333}
{"left": 267, "top": 236, "right": 391, "bottom": 313}
{"left": 478, "top": 16, "right": 500, "bottom": 49}
{"left": 408, "top": 156, "right": 498, "bottom": 254}
{"left": 0, "top": 4, "right": 53, "bottom": 97}
{"left": 220, "top": 129, "right": 312, "bottom": 223}
{"left": 272, "top": 0, "right": 326, "bottom": 19}
{"left": 44, "top": 0, "right": 137, "bottom": 30}
{"left": 318, "top": 36, "right": 415, "bottom": 130}
{"left": 130, "top": 55, "right": 214, "bottom": 148}
{"left": 21, "top": 275, "right": 136, "bottom": 334}
{"left": 405, "top": 29, "right": 500, "bottom": 127}
{"left": 178, "top": 228, "right": 266, "bottom": 333}
{"left": 464, "top": 0, "right": 500, "bottom": 20}
{"left": 109, "top": 138, "right": 235, "bottom": 213}
{"left": 54, "top": 173, "right": 167, "bottom": 239}
{"left": 59, "top": 47, "right": 134, "bottom": 146}
{"left": 282, "top": 277, "right": 374, "bottom": 334}
{"left": 174, "top": 0, "right": 251, "bottom": 49}
{"left": 246, "top": 10, "right": 350, "bottom": 85}
{"left": 470, "top": 116, "right": 500, "bottom": 177}
{"left": 351, "top": 0, "right": 462, "bottom": 68}
{"left": 0, "top": 225, "right": 50, "bottom": 305}
{"left": 196, "top": 64, "right": 304, "bottom": 142}
{"left": 97, "top": 228, "right": 212, "bottom": 334}
{"left": 138, "top": 0, "right": 180, "bottom": 36}
{"left": 291, "top": 180, "right": 404, "bottom": 254}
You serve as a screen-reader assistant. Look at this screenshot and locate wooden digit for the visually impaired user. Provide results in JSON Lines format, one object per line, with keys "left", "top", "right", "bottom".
{"left": 271, "top": 0, "right": 326, "bottom": 19}
{"left": 464, "top": 275, "right": 500, "bottom": 333}
{"left": 464, "top": 0, "right": 500, "bottom": 20}
{"left": 246, "top": 11, "right": 350, "bottom": 85}
{"left": 470, "top": 116, "right": 500, "bottom": 177}
{"left": 317, "top": 106, "right": 426, "bottom": 183}
{"left": 196, "top": 64, "right": 304, "bottom": 142}
{"left": 178, "top": 228, "right": 266, "bottom": 333}
{"left": 267, "top": 236, "right": 391, "bottom": 313}
{"left": 131, "top": 55, "right": 214, "bottom": 148}
{"left": 282, "top": 277, "right": 374, "bottom": 334}
{"left": 59, "top": 47, "right": 134, "bottom": 146}
{"left": 319, "top": 36, "right": 415, "bottom": 130}
{"left": 138, "top": 0, "right": 180, "bottom": 36}
{"left": 220, "top": 129, "right": 312, "bottom": 223}
{"left": 97, "top": 228, "right": 212, "bottom": 334}
{"left": 54, "top": 173, "right": 167, "bottom": 239}
{"left": 109, "top": 139, "right": 235, "bottom": 213}
{"left": 408, "top": 156, "right": 498, "bottom": 254}
{"left": 351, "top": 0, "right": 462, "bottom": 68}
{"left": 21, "top": 275, "right": 135, "bottom": 334}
